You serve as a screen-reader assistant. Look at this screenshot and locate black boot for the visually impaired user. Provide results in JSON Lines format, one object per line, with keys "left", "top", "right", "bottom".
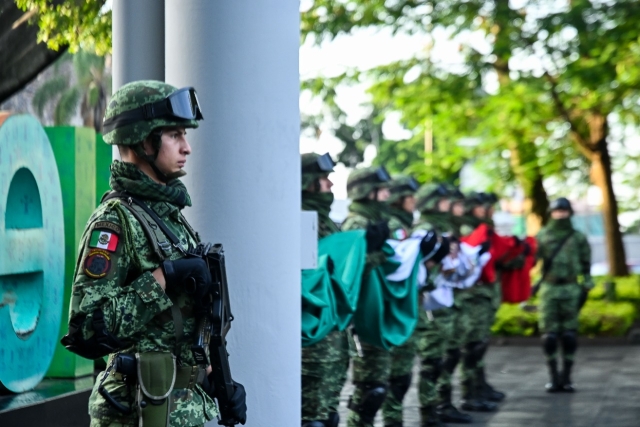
{"left": 545, "top": 359, "right": 562, "bottom": 393}
{"left": 460, "top": 379, "right": 497, "bottom": 412}
{"left": 560, "top": 359, "right": 575, "bottom": 392}
{"left": 325, "top": 412, "right": 339, "bottom": 427}
{"left": 436, "top": 401, "right": 472, "bottom": 424}
{"left": 420, "top": 405, "right": 445, "bottom": 427}
{"left": 477, "top": 366, "right": 506, "bottom": 402}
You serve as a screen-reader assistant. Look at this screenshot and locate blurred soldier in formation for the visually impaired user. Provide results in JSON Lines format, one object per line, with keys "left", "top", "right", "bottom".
{"left": 536, "top": 197, "right": 592, "bottom": 392}
{"left": 300, "top": 153, "right": 347, "bottom": 427}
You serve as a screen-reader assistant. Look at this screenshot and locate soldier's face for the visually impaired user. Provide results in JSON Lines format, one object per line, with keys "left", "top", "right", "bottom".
{"left": 318, "top": 176, "right": 333, "bottom": 193}
{"left": 438, "top": 198, "right": 451, "bottom": 213}
{"left": 402, "top": 195, "right": 416, "bottom": 213}
{"left": 551, "top": 210, "right": 570, "bottom": 219}
{"left": 155, "top": 127, "right": 191, "bottom": 174}
{"left": 375, "top": 188, "right": 390, "bottom": 202}
{"left": 452, "top": 202, "right": 464, "bottom": 216}
{"left": 473, "top": 205, "right": 486, "bottom": 218}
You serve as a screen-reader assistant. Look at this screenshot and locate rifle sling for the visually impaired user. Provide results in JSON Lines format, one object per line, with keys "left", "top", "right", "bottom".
{"left": 102, "top": 191, "right": 187, "bottom": 358}
{"left": 540, "top": 230, "right": 575, "bottom": 283}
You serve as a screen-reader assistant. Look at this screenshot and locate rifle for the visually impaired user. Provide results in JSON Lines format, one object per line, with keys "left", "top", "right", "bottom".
{"left": 190, "top": 243, "right": 238, "bottom": 426}
{"left": 530, "top": 231, "right": 575, "bottom": 297}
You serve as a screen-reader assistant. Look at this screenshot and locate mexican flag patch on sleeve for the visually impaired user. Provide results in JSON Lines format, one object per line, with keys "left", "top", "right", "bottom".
{"left": 89, "top": 230, "right": 119, "bottom": 252}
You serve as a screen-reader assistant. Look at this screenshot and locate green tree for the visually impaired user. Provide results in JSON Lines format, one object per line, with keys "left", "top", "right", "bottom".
{"left": 15, "top": 0, "right": 111, "bottom": 55}
{"left": 32, "top": 49, "right": 111, "bottom": 131}
{"left": 302, "top": 0, "right": 639, "bottom": 275}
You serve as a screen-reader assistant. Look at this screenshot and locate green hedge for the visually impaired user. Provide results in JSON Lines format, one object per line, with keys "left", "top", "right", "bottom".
{"left": 492, "top": 275, "right": 640, "bottom": 337}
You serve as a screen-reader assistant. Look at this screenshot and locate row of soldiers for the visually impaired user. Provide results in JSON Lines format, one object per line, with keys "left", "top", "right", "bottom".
{"left": 301, "top": 153, "right": 508, "bottom": 427}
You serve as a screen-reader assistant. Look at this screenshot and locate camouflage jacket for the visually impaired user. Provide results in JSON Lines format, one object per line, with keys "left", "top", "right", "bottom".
{"left": 414, "top": 211, "right": 456, "bottom": 235}
{"left": 387, "top": 206, "right": 413, "bottom": 241}
{"left": 536, "top": 218, "right": 592, "bottom": 299}
{"left": 70, "top": 163, "right": 216, "bottom": 425}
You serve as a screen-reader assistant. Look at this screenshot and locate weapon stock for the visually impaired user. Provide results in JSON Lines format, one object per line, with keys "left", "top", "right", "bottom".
{"left": 190, "top": 243, "right": 238, "bottom": 426}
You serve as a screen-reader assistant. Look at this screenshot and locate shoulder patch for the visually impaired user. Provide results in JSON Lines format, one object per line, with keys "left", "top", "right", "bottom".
{"left": 393, "top": 229, "right": 408, "bottom": 240}
{"left": 94, "top": 221, "right": 122, "bottom": 234}
{"left": 84, "top": 249, "right": 113, "bottom": 278}
{"left": 89, "top": 224, "right": 120, "bottom": 252}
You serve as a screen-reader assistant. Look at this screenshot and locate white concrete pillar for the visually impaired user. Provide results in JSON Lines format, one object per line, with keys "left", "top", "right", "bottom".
{"left": 112, "top": 0, "right": 165, "bottom": 90}
{"left": 165, "top": 2, "right": 301, "bottom": 426}
{"left": 111, "top": 0, "right": 165, "bottom": 160}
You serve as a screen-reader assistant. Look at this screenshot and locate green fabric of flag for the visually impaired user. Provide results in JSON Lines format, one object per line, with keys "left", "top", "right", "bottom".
{"left": 354, "top": 244, "right": 421, "bottom": 350}
{"left": 301, "top": 230, "right": 367, "bottom": 347}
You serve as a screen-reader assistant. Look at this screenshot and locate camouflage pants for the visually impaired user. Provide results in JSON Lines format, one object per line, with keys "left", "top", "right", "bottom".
{"left": 302, "top": 330, "right": 351, "bottom": 421}
{"left": 347, "top": 340, "right": 391, "bottom": 427}
{"left": 416, "top": 308, "right": 454, "bottom": 415}
{"left": 381, "top": 321, "right": 418, "bottom": 425}
{"left": 539, "top": 283, "right": 581, "bottom": 334}
{"left": 457, "top": 289, "right": 495, "bottom": 391}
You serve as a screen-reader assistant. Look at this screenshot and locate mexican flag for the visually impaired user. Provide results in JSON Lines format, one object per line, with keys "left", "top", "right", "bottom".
{"left": 89, "top": 230, "right": 119, "bottom": 251}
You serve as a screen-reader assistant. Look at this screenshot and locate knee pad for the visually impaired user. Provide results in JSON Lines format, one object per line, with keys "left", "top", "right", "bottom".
{"left": 389, "top": 373, "right": 412, "bottom": 401}
{"left": 348, "top": 382, "right": 387, "bottom": 423}
{"left": 542, "top": 332, "right": 558, "bottom": 356}
{"left": 325, "top": 412, "right": 339, "bottom": 427}
{"left": 560, "top": 330, "right": 577, "bottom": 355}
{"left": 420, "top": 357, "right": 443, "bottom": 383}
{"left": 442, "top": 348, "right": 461, "bottom": 374}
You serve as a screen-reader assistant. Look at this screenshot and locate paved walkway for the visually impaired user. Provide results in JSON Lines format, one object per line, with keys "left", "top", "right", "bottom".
{"left": 338, "top": 345, "right": 640, "bottom": 427}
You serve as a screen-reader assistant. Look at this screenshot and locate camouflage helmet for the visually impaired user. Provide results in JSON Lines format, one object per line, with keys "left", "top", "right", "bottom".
{"left": 347, "top": 166, "right": 391, "bottom": 200}
{"left": 415, "top": 183, "right": 449, "bottom": 212}
{"left": 481, "top": 192, "right": 499, "bottom": 207}
{"left": 549, "top": 197, "right": 573, "bottom": 214}
{"left": 445, "top": 184, "right": 465, "bottom": 202}
{"left": 387, "top": 175, "right": 419, "bottom": 204}
{"left": 102, "top": 80, "right": 202, "bottom": 146}
{"left": 301, "top": 152, "right": 335, "bottom": 189}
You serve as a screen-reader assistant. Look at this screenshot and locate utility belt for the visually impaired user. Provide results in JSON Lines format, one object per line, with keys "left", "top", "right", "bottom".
{"left": 100, "top": 352, "right": 206, "bottom": 427}
{"left": 545, "top": 277, "right": 577, "bottom": 285}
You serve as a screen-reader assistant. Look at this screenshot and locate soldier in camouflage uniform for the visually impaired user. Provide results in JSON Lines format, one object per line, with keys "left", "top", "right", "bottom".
{"left": 414, "top": 184, "right": 473, "bottom": 426}
{"left": 537, "top": 197, "right": 592, "bottom": 392}
{"left": 60, "top": 81, "right": 246, "bottom": 426}
{"left": 301, "top": 153, "right": 349, "bottom": 427}
{"left": 454, "top": 192, "right": 499, "bottom": 413}
{"left": 381, "top": 175, "right": 420, "bottom": 427}
{"left": 343, "top": 166, "right": 393, "bottom": 427}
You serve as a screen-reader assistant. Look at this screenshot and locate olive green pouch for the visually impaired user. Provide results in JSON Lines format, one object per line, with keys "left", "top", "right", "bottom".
{"left": 135, "top": 352, "right": 176, "bottom": 427}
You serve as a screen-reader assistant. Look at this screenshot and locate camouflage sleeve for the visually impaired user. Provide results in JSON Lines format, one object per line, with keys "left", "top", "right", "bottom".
{"left": 69, "top": 203, "right": 173, "bottom": 342}
{"left": 576, "top": 232, "right": 593, "bottom": 288}
{"left": 342, "top": 214, "right": 387, "bottom": 271}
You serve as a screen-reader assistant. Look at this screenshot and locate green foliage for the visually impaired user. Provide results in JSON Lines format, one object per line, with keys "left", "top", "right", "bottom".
{"left": 491, "top": 303, "right": 539, "bottom": 337}
{"left": 15, "top": 0, "right": 111, "bottom": 55}
{"left": 492, "top": 299, "right": 638, "bottom": 337}
{"left": 32, "top": 49, "right": 110, "bottom": 130}
{"left": 301, "top": 0, "right": 640, "bottom": 236}
{"left": 589, "top": 275, "right": 640, "bottom": 305}
{"left": 579, "top": 300, "right": 637, "bottom": 337}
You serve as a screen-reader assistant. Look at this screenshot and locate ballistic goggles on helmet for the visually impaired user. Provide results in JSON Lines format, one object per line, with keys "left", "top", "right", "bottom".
{"left": 103, "top": 87, "right": 203, "bottom": 133}
{"left": 425, "top": 184, "right": 449, "bottom": 200}
{"left": 392, "top": 177, "right": 419, "bottom": 194}
{"left": 302, "top": 153, "right": 336, "bottom": 174}
{"left": 347, "top": 167, "right": 392, "bottom": 191}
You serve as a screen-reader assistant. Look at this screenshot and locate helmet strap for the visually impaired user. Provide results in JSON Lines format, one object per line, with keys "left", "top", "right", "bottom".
{"left": 133, "top": 131, "right": 186, "bottom": 183}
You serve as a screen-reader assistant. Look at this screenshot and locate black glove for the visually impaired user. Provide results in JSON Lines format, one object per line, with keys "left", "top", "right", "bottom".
{"left": 578, "top": 287, "right": 589, "bottom": 311}
{"left": 202, "top": 374, "right": 247, "bottom": 425}
{"left": 478, "top": 240, "right": 491, "bottom": 256}
{"left": 225, "top": 380, "right": 247, "bottom": 425}
{"left": 365, "top": 221, "right": 389, "bottom": 253}
{"left": 162, "top": 257, "right": 212, "bottom": 301}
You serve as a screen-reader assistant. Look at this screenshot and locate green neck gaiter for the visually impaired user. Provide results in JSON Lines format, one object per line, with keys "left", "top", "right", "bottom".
{"left": 302, "top": 191, "right": 339, "bottom": 236}
{"left": 349, "top": 199, "right": 388, "bottom": 222}
{"left": 547, "top": 217, "right": 574, "bottom": 234}
{"left": 110, "top": 160, "right": 192, "bottom": 209}
{"left": 388, "top": 205, "right": 413, "bottom": 229}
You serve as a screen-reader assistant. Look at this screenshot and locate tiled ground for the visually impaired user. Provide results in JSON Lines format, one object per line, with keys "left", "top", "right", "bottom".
{"left": 337, "top": 345, "right": 640, "bottom": 427}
